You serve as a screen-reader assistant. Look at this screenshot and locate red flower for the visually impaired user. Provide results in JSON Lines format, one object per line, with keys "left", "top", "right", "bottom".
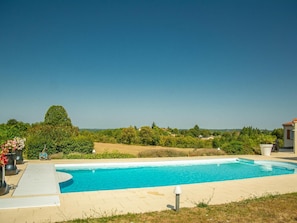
{"left": 0, "top": 152, "right": 8, "bottom": 167}
{"left": 0, "top": 142, "right": 9, "bottom": 166}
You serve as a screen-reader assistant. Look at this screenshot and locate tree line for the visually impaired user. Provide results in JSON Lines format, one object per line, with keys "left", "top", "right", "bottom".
{"left": 0, "top": 105, "right": 284, "bottom": 158}
{"left": 81, "top": 125, "right": 282, "bottom": 155}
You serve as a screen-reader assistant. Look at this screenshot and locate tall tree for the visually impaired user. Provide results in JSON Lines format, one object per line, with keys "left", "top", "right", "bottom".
{"left": 151, "top": 122, "right": 157, "bottom": 129}
{"left": 26, "top": 105, "right": 81, "bottom": 158}
{"left": 44, "top": 105, "right": 72, "bottom": 126}
{"left": 188, "top": 124, "right": 200, "bottom": 137}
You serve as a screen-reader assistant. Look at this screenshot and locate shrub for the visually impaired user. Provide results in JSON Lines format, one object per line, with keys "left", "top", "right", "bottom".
{"left": 65, "top": 152, "right": 84, "bottom": 159}
{"left": 49, "top": 152, "right": 64, "bottom": 159}
{"left": 60, "top": 137, "right": 93, "bottom": 154}
{"left": 189, "top": 148, "right": 226, "bottom": 156}
{"left": 138, "top": 149, "right": 188, "bottom": 158}
{"left": 26, "top": 136, "right": 93, "bottom": 159}
{"left": 221, "top": 140, "right": 255, "bottom": 155}
{"left": 95, "top": 151, "right": 135, "bottom": 159}
{"left": 26, "top": 135, "right": 55, "bottom": 159}
{"left": 64, "top": 152, "right": 135, "bottom": 159}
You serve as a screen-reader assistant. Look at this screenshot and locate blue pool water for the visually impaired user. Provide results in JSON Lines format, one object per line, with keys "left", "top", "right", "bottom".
{"left": 56, "top": 158, "right": 297, "bottom": 193}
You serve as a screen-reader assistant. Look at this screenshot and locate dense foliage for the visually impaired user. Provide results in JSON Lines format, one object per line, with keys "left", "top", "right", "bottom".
{"left": 44, "top": 105, "right": 72, "bottom": 126}
{"left": 25, "top": 105, "right": 93, "bottom": 159}
{"left": 0, "top": 105, "right": 285, "bottom": 158}
{"left": 84, "top": 125, "right": 282, "bottom": 155}
{"left": 87, "top": 125, "right": 214, "bottom": 149}
{"left": 0, "top": 106, "right": 94, "bottom": 159}
{"left": 0, "top": 119, "right": 30, "bottom": 145}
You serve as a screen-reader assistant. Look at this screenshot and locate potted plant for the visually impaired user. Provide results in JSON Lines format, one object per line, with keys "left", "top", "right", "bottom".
{"left": 14, "top": 137, "right": 26, "bottom": 164}
{"left": 0, "top": 147, "right": 9, "bottom": 195}
{"left": 259, "top": 134, "right": 276, "bottom": 156}
{"left": 1, "top": 139, "right": 18, "bottom": 175}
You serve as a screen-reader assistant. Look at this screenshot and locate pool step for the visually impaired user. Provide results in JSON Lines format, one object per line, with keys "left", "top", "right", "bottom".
{"left": 237, "top": 158, "right": 255, "bottom": 164}
{"left": 56, "top": 172, "right": 73, "bottom": 183}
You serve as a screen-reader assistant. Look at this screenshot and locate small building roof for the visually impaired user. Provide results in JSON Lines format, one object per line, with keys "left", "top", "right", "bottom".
{"left": 283, "top": 118, "right": 297, "bottom": 126}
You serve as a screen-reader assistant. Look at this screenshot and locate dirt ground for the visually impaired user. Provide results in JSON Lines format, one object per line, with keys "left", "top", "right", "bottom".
{"left": 94, "top": 142, "right": 194, "bottom": 156}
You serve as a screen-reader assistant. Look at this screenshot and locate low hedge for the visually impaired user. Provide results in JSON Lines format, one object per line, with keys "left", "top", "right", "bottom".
{"left": 65, "top": 152, "right": 135, "bottom": 159}
{"left": 138, "top": 149, "right": 188, "bottom": 158}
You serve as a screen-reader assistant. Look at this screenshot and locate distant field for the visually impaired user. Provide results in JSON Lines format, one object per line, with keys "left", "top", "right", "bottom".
{"left": 94, "top": 142, "right": 194, "bottom": 156}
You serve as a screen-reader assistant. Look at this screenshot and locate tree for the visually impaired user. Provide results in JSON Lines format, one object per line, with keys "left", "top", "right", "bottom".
{"left": 151, "top": 122, "right": 157, "bottom": 129}
{"left": 187, "top": 124, "right": 200, "bottom": 137}
{"left": 139, "top": 126, "right": 154, "bottom": 145}
{"left": 0, "top": 119, "right": 30, "bottom": 144}
{"left": 44, "top": 105, "right": 72, "bottom": 126}
{"left": 240, "top": 126, "right": 261, "bottom": 137}
{"left": 26, "top": 105, "right": 85, "bottom": 159}
{"left": 272, "top": 128, "right": 284, "bottom": 139}
{"left": 120, "top": 126, "right": 138, "bottom": 144}
{"left": 7, "top": 119, "right": 18, "bottom": 125}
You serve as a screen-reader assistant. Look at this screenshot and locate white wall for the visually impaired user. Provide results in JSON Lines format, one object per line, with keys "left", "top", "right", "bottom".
{"left": 293, "top": 120, "right": 297, "bottom": 155}
{"left": 283, "top": 125, "right": 293, "bottom": 148}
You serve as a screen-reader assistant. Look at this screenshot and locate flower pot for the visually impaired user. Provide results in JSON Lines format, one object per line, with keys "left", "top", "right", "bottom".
{"left": 260, "top": 144, "right": 273, "bottom": 156}
{"left": 15, "top": 150, "right": 24, "bottom": 164}
{"left": 5, "top": 153, "right": 18, "bottom": 176}
{"left": 0, "top": 166, "right": 9, "bottom": 196}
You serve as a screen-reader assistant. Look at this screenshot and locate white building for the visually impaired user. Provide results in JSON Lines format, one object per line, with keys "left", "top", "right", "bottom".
{"left": 282, "top": 118, "right": 297, "bottom": 154}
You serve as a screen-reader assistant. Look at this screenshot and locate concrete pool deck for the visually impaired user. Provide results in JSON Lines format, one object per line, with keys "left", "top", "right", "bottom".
{"left": 1, "top": 153, "right": 297, "bottom": 223}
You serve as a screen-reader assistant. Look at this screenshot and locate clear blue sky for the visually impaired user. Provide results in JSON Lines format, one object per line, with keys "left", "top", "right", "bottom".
{"left": 0, "top": 0, "right": 296, "bottom": 130}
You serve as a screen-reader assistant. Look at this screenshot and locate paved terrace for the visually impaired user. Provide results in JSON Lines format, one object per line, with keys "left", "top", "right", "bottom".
{"left": 0, "top": 153, "right": 297, "bottom": 223}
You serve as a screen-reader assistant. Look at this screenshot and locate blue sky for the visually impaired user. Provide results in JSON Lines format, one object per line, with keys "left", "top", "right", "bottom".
{"left": 0, "top": 0, "right": 296, "bottom": 130}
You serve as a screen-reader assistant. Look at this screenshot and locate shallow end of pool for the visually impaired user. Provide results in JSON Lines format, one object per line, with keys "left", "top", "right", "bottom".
{"left": 56, "top": 171, "right": 73, "bottom": 183}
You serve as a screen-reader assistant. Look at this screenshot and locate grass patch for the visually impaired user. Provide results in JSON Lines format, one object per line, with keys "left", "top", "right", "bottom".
{"left": 57, "top": 193, "right": 297, "bottom": 223}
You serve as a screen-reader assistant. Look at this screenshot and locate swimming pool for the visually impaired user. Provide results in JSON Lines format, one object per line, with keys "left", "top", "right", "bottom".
{"left": 56, "top": 158, "right": 297, "bottom": 193}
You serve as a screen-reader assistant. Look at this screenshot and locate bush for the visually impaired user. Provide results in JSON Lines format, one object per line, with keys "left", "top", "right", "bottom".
{"left": 26, "top": 135, "right": 93, "bottom": 159}
{"left": 138, "top": 149, "right": 188, "bottom": 158}
{"left": 94, "top": 151, "right": 135, "bottom": 159}
{"left": 60, "top": 137, "right": 93, "bottom": 154}
{"left": 64, "top": 152, "right": 135, "bottom": 159}
{"left": 26, "top": 123, "right": 80, "bottom": 159}
{"left": 26, "top": 136, "right": 56, "bottom": 159}
{"left": 65, "top": 152, "right": 84, "bottom": 159}
{"left": 189, "top": 148, "right": 226, "bottom": 156}
{"left": 221, "top": 140, "right": 255, "bottom": 155}
{"left": 49, "top": 152, "right": 64, "bottom": 159}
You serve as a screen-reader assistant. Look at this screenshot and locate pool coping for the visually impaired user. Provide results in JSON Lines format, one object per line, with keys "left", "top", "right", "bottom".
{"left": 55, "top": 157, "right": 238, "bottom": 167}
{"left": 1, "top": 154, "right": 297, "bottom": 223}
